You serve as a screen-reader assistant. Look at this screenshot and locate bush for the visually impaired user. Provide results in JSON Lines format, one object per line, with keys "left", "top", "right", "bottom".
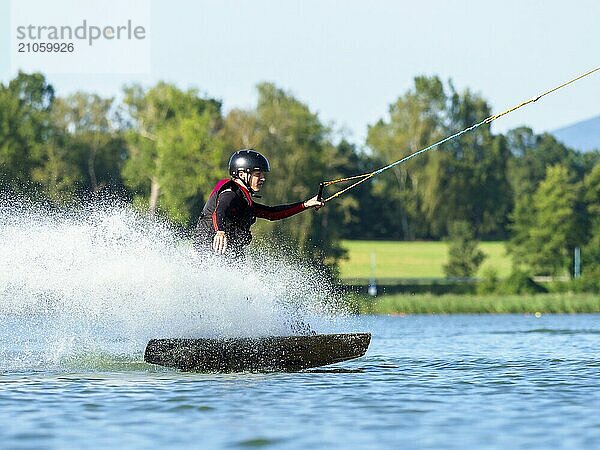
{"left": 443, "top": 221, "right": 486, "bottom": 278}
{"left": 477, "top": 267, "right": 499, "bottom": 295}
{"left": 570, "top": 266, "right": 600, "bottom": 293}
{"left": 497, "top": 270, "right": 547, "bottom": 295}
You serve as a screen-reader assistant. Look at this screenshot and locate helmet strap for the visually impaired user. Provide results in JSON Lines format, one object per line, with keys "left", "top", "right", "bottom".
{"left": 235, "top": 170, "right": 261, "bottom": 198}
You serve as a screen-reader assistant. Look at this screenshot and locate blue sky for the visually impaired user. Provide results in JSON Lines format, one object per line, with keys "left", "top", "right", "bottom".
{"left": 2, "top": 0, "right": 599, "bottom": 144}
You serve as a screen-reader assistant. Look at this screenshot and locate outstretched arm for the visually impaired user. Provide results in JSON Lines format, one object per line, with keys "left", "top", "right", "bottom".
{"left": 254, "top": 195, "right": 324, "bottom": 221}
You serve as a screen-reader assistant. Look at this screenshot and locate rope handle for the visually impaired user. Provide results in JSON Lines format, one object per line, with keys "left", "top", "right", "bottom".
{"left": 317, "top": 182, "right": 324, "bottom": 202}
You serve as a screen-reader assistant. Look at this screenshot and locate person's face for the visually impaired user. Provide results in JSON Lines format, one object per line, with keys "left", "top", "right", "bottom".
{"left": 249, "top": 170, "right": 266, "bottom": 192}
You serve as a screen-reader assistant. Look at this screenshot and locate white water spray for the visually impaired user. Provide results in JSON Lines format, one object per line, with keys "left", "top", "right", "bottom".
{"left": 0, "top": 198, "right": 346, "bottom": 371}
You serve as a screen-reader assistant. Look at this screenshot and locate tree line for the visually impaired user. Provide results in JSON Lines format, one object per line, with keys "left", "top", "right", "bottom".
{"left": 1, "top": 71, "right": 599, "bottom": 278}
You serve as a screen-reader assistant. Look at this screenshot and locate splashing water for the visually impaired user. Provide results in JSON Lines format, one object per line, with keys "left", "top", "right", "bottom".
{"left": 0, "top": 198, "right": 346, "bottom": 372}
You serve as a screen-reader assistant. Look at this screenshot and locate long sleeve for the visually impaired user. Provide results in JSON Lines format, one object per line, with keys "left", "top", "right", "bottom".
{"left": 254, "top": 201, "right": 306, "bottom": 221}
{"left": 212, "top": 190, "right": 236, "bottom": 231}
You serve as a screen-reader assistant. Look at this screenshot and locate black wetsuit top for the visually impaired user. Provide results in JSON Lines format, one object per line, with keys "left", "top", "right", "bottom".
{"left": 195, "top": 179, "right": 306, "bottom": 256}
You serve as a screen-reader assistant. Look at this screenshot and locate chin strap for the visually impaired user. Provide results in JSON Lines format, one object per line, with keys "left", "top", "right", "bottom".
{"left": 235, "top": 172, "right": 261, "bottom": 198}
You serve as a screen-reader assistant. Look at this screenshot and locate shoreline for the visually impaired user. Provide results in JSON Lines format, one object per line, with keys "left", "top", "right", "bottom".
{"left": 349, "top": 293, "right": 600, "bottom": 315}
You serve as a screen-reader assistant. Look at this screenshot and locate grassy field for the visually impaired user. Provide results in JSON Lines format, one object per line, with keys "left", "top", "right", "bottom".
{"left": 351, "top": 293, "right": 600, "bottom": 314}
{"left": 340, "top": 240, "right": 512, "bottom": 281}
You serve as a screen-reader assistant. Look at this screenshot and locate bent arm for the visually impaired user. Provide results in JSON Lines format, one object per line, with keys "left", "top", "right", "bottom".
{"left": 254, "top": 201, "right": 306, "bottom": 221}
{"left": 212, "top": 190, "right": 236, "bottom": 231}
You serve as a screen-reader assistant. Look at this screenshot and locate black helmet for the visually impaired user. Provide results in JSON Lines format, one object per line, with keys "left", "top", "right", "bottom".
{"left": 228, "top": 149, "right": 270, "bottom": 177}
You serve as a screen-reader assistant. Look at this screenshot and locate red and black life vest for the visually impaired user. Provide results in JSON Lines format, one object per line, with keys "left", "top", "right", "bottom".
{"left": 195, "top": 178, "right": 306, "bottom": 256}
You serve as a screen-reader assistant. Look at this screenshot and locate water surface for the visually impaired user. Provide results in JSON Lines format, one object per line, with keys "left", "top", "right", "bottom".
{"left": 2, "top": 314, "right": 599, "bottom": 449}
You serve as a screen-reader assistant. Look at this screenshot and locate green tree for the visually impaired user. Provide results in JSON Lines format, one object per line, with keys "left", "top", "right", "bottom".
{"left": 422, "top": 87, "right": 511, "bottom": 238}
{"left": 367, "top": 76, "right": 512, "bottom": 239}
{"left": 0, "top": 71, "right": 76, "bottom": 201}
{"left": 510, "top": 164, "right": 582, "bottom": 276}
{"left": 52, "top": 92, "right": 126, "bottom": 196}
{"left": 505, "top": 128, "right": 590, "bottom": 272}
{"left": 582, "top": 162, "right": 600, "bottom": 270}
{"left": 443, "top": 220, "right": 486, "bottom": 277}
{"left": 330, "top": 139, "right": 379, "bottom": 239}
{"left": 120, "top": 82, "right": 225, "bottom": 225}
{"left": 506, "top": 128, "right": 584, "bottom": 198}
{"left": 367, "top": 76, "right": 446, "bottom": 239}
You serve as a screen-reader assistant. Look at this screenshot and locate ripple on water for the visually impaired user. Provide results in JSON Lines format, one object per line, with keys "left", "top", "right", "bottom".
{"left": 491, "top": 328, "right": 600, "bottom": 335}
{"left": 234, "top": 437, "right": 283, "bottom": 448}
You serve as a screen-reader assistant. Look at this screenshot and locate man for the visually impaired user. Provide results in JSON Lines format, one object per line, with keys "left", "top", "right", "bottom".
{"left": 196, "top": 149, "right": 324, "bottom": 257}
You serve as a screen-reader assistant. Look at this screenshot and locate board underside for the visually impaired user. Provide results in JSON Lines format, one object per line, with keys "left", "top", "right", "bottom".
{"left": 144, "top": 333, "right": 371, "bottom": 372}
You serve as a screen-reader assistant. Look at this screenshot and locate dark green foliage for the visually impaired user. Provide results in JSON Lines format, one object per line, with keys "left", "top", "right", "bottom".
{"left": 367, "top": 76, "right": 512, "bottom": 239}
{"left": 366, "top": 76, "right": 446, "bottom": 240}
{"left": 0, "top": 72, "right": 60, "bottom": 198}
{"left": 477, "top": 267, "right": 499, "bottom": 295}
{"left": 443, "top": 221, "right": 486, "bottom": 277}
{"left": 121, "top": 82, "right": 226, "bottom": 225}
{"left": 52, "top": 92, "right": 128, "bottom": 198}
{"left": 0, "top": 73, "right": 128, "bottom": 203}
{"left": 496, "top": 271, "right": 547, "bottom": 295}
{"left": 508, "top": 164, "right": 583, "bottom": 276}
{"left": 506, "top": 128, "right": 583, "bottom": 197}
{"left": 571, "top": 267, "right": 600, "bottom": 293}
{"left": 582, "top": 162, "right": 600, "bottom": 273}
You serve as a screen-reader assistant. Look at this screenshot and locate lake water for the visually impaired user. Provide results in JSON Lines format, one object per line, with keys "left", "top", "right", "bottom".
{"left": 1, "top": 204, "right": 598, "bottom": 448}
{"left": 2, "top": 313, "right": 599, "bottom": 450}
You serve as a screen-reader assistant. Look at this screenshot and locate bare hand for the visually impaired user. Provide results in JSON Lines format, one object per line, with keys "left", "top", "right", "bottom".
{"left": 213, "top": 231, "right": 228, "bottom": 254}
{"left": 304, "top": 195, "right": 325, "bottom": 210}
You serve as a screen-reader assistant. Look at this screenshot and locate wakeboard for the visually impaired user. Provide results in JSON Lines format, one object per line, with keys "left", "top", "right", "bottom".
{"left": 144, "top": 333, "right": 371, "bottom": 372}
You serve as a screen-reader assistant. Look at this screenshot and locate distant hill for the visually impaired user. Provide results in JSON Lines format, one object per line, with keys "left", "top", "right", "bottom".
{"left": 551, "top": 115, "right": 600, "bottom": 152}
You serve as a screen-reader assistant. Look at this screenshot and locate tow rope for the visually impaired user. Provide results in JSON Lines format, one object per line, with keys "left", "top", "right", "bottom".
{"left": 317, "top": 66, "right": 600, "bottom": 203}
